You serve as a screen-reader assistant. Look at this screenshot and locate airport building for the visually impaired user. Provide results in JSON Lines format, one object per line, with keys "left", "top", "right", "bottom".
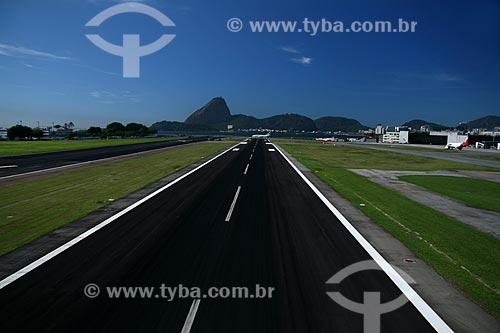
{"left": 382, "top": 126, "right": 409, "bottom": 144}
{"left": 0, "top": 127, "right": 8, "bottom": 140}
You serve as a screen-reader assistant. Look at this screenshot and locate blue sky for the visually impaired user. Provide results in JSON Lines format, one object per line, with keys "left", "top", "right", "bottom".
{"left": 0, "top": 0, "right": 499, "bottom": 128}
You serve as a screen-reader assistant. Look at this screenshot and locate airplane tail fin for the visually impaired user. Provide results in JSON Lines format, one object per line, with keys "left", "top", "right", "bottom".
{"left": 462, "top": 136, "right": 469, "bottom": 147}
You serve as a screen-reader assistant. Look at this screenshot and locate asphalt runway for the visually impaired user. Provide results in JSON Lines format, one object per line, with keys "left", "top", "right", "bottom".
{"left": 0, "top": 137, "right": 207, "bottom": 178}
{"left": 0, "top": 139, "right": 445, "bottom": 332}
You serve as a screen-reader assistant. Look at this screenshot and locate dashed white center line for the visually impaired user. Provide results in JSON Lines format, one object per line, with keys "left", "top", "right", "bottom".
{"left": 225, "top": 186, "right": 242, "bottom": 222}
{"left": 244, "top": 164, "right": 249, "bottom": 175}
{"left": 249, "top": 154, "right": 253, "bottom": 160}
{"left": 232, "top": 148, "right": 240, "bottom": 151}
{"left": 181, "top": 299, "right": 201, "bottom": 333}
{"left": 268, "top": 149, "right": 276, "bottom": 152}
{"left": 0, "top": 165, "right": 18, "bottom": 169}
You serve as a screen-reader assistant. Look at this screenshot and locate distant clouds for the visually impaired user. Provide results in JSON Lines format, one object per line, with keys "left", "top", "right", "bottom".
{"left": 0, "top": 40, "right": 120, "bottom": 76}
{"left": 0, "top": 42, "right": 70, "bottom": 61}
{"left": 89, "top": 90, "right": 141, "bottom": 104}
{"left": 382, "top": 71, "right": 465, "bottom": 93}
{"left": 291, "top": 56, "right": 312, "bottom": 66}
{"left": 431, "top": 73, "right": 463, "bottom": 83}
{"left": 280, "top": 46, "right": 300, "bottom": 54}
{"left": 388, "top": 71, "right": 464, "bottom": 83}
{"left": 86, "top": 0, "right": 149, "bottom": 4}
{"left": 279, "top": 45, "right": 312, "bottom": 66}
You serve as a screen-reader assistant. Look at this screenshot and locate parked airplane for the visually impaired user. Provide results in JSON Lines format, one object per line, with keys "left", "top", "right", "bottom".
{"left": 315, "top": 137, "right": 336, "bottom": 142}
{"left": 252, "top": 133, "right": 271, "bottom": 139}
{"left": 445, "top": 136, "right": 469, "bottom": 150}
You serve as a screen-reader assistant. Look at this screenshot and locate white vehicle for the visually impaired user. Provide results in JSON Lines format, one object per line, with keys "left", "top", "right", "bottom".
{"left": 252, "top": 133, "right": 270, "bottom": 139}
{"left": 445, "top": 136, "right": 469, "bottom": 150}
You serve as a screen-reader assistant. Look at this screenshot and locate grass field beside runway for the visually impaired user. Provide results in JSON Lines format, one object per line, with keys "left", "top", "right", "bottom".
{"left": 282, "top": 143, "right": 500, "bottom": 171}
{"left": 0, "top": 137, "right": 188, "bottom": 157}
{"left": 0, "top": 141, "right": 233, "bottom": 257}
{"left": 273, "top": 139, "right": 500, "bottom": 159}
{"left": 400, "top": 175, "right": 500, "bottom": 213}
{"left": 280, "top": 141, "right": 500, "bottom": 319}
{"left": 361, "top": 144, "right": 461, "bottom": 153}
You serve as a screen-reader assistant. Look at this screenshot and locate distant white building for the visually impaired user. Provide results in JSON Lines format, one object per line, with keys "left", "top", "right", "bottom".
{"left": 375, "top": 124, "right": 383, "bottom": 135}
{"left": 382, "top": 126, "right": 409, "bottom": 144}
{"left": 420, "top": 125, "right": 431, "bottom": 132}
{"left": 0, "top": 127, "right": 8, "bottom": 139}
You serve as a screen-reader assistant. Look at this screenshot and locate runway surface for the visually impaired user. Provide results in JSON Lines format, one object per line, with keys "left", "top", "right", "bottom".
{"left": 0, "top": 137, "right": 207, "bottom": 178}
{"left": 0, "top": 139, "right": 445, "bottom": 332}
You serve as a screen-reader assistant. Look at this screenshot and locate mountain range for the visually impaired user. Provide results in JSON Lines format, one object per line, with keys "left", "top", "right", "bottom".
{"left": 153, "top": 97, "right": 370, "bottom": 133}
{"left": 150, "top": 97, "right": 500, "bottom": 132}
{"left": 401, "top": 119, "right": 451, "bottom": 131}
{"left": 402, "top": 116, "right": 500, "bottom": 131}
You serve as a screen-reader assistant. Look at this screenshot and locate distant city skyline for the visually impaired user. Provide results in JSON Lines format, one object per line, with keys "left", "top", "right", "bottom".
{"left": 1, "top": 0, "right": 499, "bottom": 129}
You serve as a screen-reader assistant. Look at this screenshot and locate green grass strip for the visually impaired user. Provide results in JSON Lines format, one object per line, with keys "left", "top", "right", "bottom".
{"left": 400, "top": 175, "right": 500, "bottom": 213}
{"left": 0, "top": 137, "right": 186, "bottom": 157}
{"left": 0, "top": 142, "right": 231, "bottom": 256}
{"left": 281, "top": 142, "right": 500, "bottom": 319}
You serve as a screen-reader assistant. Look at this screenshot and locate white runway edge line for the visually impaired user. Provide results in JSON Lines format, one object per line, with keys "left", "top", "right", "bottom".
{"left": 0, "top": 142, "right": 242, "bottom": 290}
{"left": 272, "top": 143, "right": 454, "bottom": 333}
{"left": 181, "top": 299, "right": 201, "bottom": 333}
{"left": 225, "top": 186, "right": 242, "bottom": 222}
{"left": 0, "top": 165, "right": 18, "bottom": 169}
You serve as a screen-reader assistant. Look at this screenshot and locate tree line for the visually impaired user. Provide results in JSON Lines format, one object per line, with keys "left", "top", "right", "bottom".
{"left": 5, "top": 122, "right": 157, "bottom": 140}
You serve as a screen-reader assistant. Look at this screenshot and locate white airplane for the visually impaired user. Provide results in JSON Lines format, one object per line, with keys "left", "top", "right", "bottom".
{"left": 252, "top": 133, "right": 271, "bottom": 139}
{"left": 445, "top": 136, "right": 469, "bottom": 150}
{"left": 315, "top": 137, "right": 335, "bottom": 142}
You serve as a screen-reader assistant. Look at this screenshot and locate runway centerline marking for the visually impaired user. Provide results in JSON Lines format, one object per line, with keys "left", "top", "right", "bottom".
{"left": 181, "top": 299, "right": 201, "bottom": 333}
{"left": 225, "top": 186, "right": 242, "bottom": 222}
{"left": 0, "top": 165, "right": 18, "bottom": 169}
{"left": 244, "top": 164, "right": 249, "bottom": 175}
